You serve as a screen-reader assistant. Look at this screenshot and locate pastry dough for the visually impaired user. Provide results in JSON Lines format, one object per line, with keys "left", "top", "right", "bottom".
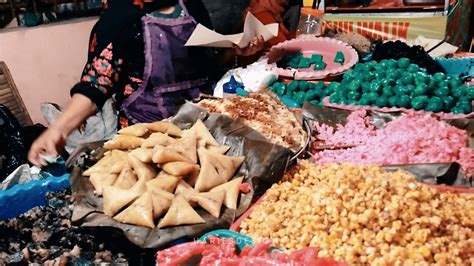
{"left": 104, "top": 135, "right": 144, "bottom": 150}
{"left": 152, "top": 147, "right": 192, "bottom": 164}
{"left": 113, "top": 169, "right": 137, "bottom": 190}
{"left": 165, "top": 135, "right": 197, "bottom": 163}
{"left": 146, "top": 174, "right": 180, "bottom": 193}
{"left": 147, "top": 121, "right": 182, "bottom": 137}
{"left": 130, "top": 148, "right": 154, "bottom": 163}
{"left": 113, "top": 192, "right": 155, "bottom": 228}
{"left": 210, "top": 177, "right": 244, "bottom": 209}
{"left": 103, "top": 186, "right": 139, "bottom": 217}
{"left": 89, "top": 173, "right": 118, "bottom": 196}
{"left": 118, "top": 123, "right": 149, "bottom": 137}
{"left": 162, "top": 162, "right": 200, "bottom": 176}
{"left": 194, "top": 190, "right": 225, "bottom": 218}
{"left": 149, "top": 189, "right": 173, "bottom": 219}
{"left": 128, "top": 154, "right": 157, "bottom": 181}
{"left": 158, "top": 194, "right": 205, "bottom": 228}
{"left": 109, "top": 150, "right": 130, "bottom": 174}
{"left": 206, "top": 144, "right": 230, "bottom": 155}
{"left": 83, "top": 154, "right": 112, "bottom": 176}
{"left": 185, "top": 119, "right": 218, "bottom": 147}
{"left": 130, "top": 178, "right": 147, "bottom": 194}
{"left": 141, "top": 132, "right": 176, "bottom": 148}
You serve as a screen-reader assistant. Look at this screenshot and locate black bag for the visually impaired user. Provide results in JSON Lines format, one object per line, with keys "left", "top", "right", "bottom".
{"left": 0, "top": 104, "right": 27, "bottom": 181}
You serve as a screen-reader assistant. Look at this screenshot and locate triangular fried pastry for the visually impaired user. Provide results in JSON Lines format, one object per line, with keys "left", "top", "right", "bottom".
{"left": 104, "top": 135, "right": 144, "bottom": 150}
{"left": 89, "top": 173, "right": 118, "bottom": 196}
{"left": 141, "top": 132, "right": 176, "bottom": 148}
{"left": 166, "top": 134, "right": 198, "bottom": 163}
{"left": 210, "top": 177, "right": 243, "bottom": 209}
{"left": 149, "top": 189, "right": 173, "bottom": 219}
{"left": 113, "top": 192, "right": 155, "bottom": 228}
{"left": 184, "top": 166, "right": 200, "bottom": 186}
{"left": 195, "top": 148, "right": 238, "bottom": 192}
{"left": 174, "top": 180, "right": 198, "bottom": 206}
{"left": 162, "top": 162, "right": 199, "bottom": 176}
{"left": 128, "top": 154, "right": 157, "bottom": 181}
{"left": 146, "top": 175, "right": 180, "bottom": 193}
{"left": 186, "top": 120, "right": 218, "bottom": 147}
{"left": 118, "top": 123, "right": 149, "bottom": 137}
{"left": 130, "top": 178, "right": 147, "bottom": 194}
{"left": 83, "top": 154, "right": 112, "bottom": 176}
{"left": 206, "top": 145, "right": 230, "bottom": 155}
{"left": 109, "top": 150, "right": 130, "bottom": 174}
{"left": 152, "top": 148, "right": 192, "bottom": 164}
{"left": 113, "top": 169, "right": 137, "bottom": 190}
{"left": 103, "top": 186, "right": 139, "bottom": 217}
{"left": 147, "top": 121, "right": 182, "bottom": 137}
{"left": 130, "top": 148, "right": 153, "bottom": 163}
{"left": 194, "top": 191, "right": 225, "bottom": 218}
{"left": 158, "top": 194, "right": 205, "bottom": 228}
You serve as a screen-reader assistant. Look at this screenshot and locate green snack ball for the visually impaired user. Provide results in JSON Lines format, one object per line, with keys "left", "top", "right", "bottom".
{"left": 392, "top": 85, "right": 404, "bottom": 95}
{"left": 400, "top": 74, "right": 414, "bottom": 85}
{"left": 411, "top": 95, "right": 429, "bottom": 110}
{"left": 324, "top": 82, "right": 339, "bottom": 96}
{"left": 315, "top": 81, "right": 325, "bottom": 91}
{"left": 294, "top": 91, "right": 305, "bottom": 105}
{"left": 451, "top": 85, "right": 467, "bottom": 98}
{"left": 443, "top": 96, "right": 456, "bottom": 110}
{"left": 348, "top": 90, "right": 361, "bottom": 100}
{"left": 466, "top": 86, "right": 474, "bottom": 100}
{"left": 298, "top": 58, "right": 312, "bottom": 69}
{"left": 448, "top": 77, "right": 463, "bottom": 88}
{"left": 432, "top": 72, "right": 446, "bottom": 82}
{"left": 288, "top": 60, "right": 300, "bottom": 68}
{"left": 385, "top": 71, "right": 399, "bottom": 81}
{"left": 425, "top": 97, "right": 444, "bottom": 113}
{"left": 451, "top": 107, "right": 465, "bottom": 114}
{"left": 369, "top": 80, "right": 383, "bottom": 93}
{"left": 287, "top": 81, "right": 299, "bottom": 91}
{"left": 310, "top": 100, "right": 321, "bottom": 106}
{"left": 339, "top": 98, "right": 351, "bottom": 105}
{"left": 454, "top": 100, "right": 472, "bottom": 114}
{"left": 359, "top": 97, "right": 371, "bottom": 106}
{"left": 375, "top": 96, "right": 388, "bottom": 107}
{"left": 434, "top": 86, "right": 449, "bottom": 98}
{"left": 397, "top": 58, "right": 411, "bottom": 68}
{"left": 407, "top": 63, "right": 419, "bottom": 73}
{"left": 414, "top": 73, "right": 429, "bottom": 85}
{"left": 314, "top": 61, "right": 327, "bottom": 70}
{"left": 310, "top": 54, "right": 323, "bottom": 63}
{"left": 367, "top": 92, "right": 379, "bottom": 103}
{"left": 299, "top": 80, "right": 309, "bottom": 91}
{"left": 374, "top": 71, "right": 386, "bottom": 80}
{"left": 305, "top": 90, "right": 319, "bottom": 101}
{"left": 276, "top": 84, "right": 286, "bottom": 96}
{"left": 381, "top": 78, "right": 395, "bottom": 87}
{"left": 387, "top": 59, "right": 397, "bottom": 69}
{"left": 398, "top": 95, "right": 411, "bottom": 108}
{"left": 334, "top": 51, "right": 345, "bottom": 65}
{"left": 413, "top": 84, "right": 428, "bottom": 96}
{"left": 348, "top": 80, "right": 361, "bottom": 91}
{"left": 367, "top": 60, "right": 377, "bottom": 68}
{"left": 388, "top": 95, "right": 399, "bottom": 107}
{"left": 361, "top": 82, "right": 372, "bottom": 93}
{"left": 307, "top": 82, "right": 316, "bottom": 90}
{"left": 382, "top": 86, "right": 394, "bottom": 96}
{"left": 458, "top": 96, "right": 471, "bottom": 105}
{"left": 329, "top": 94, "right": 341, "bottom": 103}
{"left": 363, "top": 72, "right": 376, "bottom": 82}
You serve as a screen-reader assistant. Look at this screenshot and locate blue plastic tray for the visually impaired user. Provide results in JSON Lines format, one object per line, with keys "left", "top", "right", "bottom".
{"left": 0, "top": 173, "right": 71, "bottom": 220}
{"left": 435, "top": 57, "right": 474, "bottom": 77}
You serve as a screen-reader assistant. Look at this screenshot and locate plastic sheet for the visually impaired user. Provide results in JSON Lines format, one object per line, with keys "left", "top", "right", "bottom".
{"left": 68, "top": 102, "right": 292, "bottom": 249}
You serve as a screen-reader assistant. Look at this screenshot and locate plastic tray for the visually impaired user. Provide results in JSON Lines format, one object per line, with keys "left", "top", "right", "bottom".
{"left": 230, "top": 183, "right": 473, "bottom": 232}
{"left": 199, "top": 229, "right": 254, "bottom": 251}
{"left": 266, "top": 37, "right": 359, "bottom": 80}
{"left": 0, "top": 173, "right": 71, "bottom": 220}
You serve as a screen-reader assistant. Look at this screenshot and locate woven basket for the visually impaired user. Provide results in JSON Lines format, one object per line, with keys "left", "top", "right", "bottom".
{"left": 0, "top": 61, "right": 32, "bottom": 126}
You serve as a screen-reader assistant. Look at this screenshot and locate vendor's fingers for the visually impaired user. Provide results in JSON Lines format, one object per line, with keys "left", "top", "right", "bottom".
{"left": 28, "top": 144, "right": 47, "bottom": 166}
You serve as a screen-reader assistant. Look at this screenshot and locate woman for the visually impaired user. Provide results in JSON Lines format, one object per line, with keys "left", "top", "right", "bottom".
{"left": 237, "top": 0, "right": 297, "bottom": 65}
{"left": 28, "top": 0, "right": 263, "bottom": 166}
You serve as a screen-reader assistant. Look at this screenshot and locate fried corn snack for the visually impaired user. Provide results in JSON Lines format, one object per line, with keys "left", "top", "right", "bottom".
{"left": 240, "top": 161, "right": 474, "bottom": 265}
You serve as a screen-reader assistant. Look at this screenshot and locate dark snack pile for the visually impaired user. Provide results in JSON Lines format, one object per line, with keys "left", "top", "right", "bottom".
{"left": 0, "top": 190, "right": 135, "bottom": 265}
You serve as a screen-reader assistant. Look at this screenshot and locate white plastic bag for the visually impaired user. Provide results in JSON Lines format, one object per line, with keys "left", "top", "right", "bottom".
{"left": 214, "top": 60, "right": 278, "bottom": 97}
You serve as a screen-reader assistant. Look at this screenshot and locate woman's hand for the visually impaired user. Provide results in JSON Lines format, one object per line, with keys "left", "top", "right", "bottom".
{"left": 234, "top": 36, "right": 265, "bottom": 56}
{"left": 28, "top": 126, "right": 68, "bottom": 166}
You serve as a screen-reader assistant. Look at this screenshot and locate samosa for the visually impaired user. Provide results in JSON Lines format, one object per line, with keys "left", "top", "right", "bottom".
{"left": 147, "top": 121, "right": 182, "bottom": 137}
{"left": 158, "top": 195, "right": 204, "bottom": 228}
{"left": 128, "top": 154, "right": 157, "bottom": 181}
{"left": 113, "top": 169, "right": 137, "bottom": 190}
{"left": 149, "top": 188, "right": 173, "bottom": 219}
{"left": 113, "top": 192, "right": 155, "bottom": 228}
{"left": 142, "top": 132, "right": 176, "bottom": 148}
{"left": 209, "top": 177, "right": 244, "bottom": 209}
{"left": 104, "top": 135, "right": 144, "bottom": 150}
{"left": 118, "top": 123, "right": 149, "bottom": 137}
{"left": 146, "top": 174, "right": 180, "bottom": 193}
{"left": 130, "top": 147, "right": 154, "bottom": 163}
{"left": 102, "top": 186, "right": 139, "bottom": 217}
{"left": 162, "top": 162, "right": 199, "bottom": 176}
{"left": 185, "top": 119, "right": 218, "bottom": 148}
{"left": 89, "top": 173, "right": 118, "bottom": 196}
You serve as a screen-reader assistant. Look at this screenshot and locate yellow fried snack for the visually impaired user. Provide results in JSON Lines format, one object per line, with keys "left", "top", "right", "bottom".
{"left": 113, "top": 168, "right": 138, "bottom": 190}
{"left": 130, "top": 178, "right": 147, "bottom": 194}
{"left": 128, "top": 154, "right": 157, "bottom": 181}
{"left": 240, "top": 161, "right": 474, "bottom": 265}
{"left": 147, "top": 121, "right": 182, "bottom": 137}
{"left": 89, "top": 173, "right": 118, "bottom": 196}
{"left": 193, "top": 191, "right": 225, "bottom": 218}
{"left": 165, "top": 135, "right": 198, "bottom": 163}
{"left": 104, "top": 135, "right": 144, "bottom": 150}
{"left": 152, "top": 147, "right": 192, "bottom": 164}
{"left": 113, "top": 192, "right": 155, "bottom": 228}
{"left": 83, "top": 153, "right": 112, "bottom": 176}
{"left": 141, "top": 132, "right": 176, "bottom": 148}
{"left": 158, "top": 194, "right": 205, "bottom": 228}
{"left": 109, "top": 150, "right": 130, "bottom": 174}
{"left": 209, "top": 177, "right": 243, "bottom": 209}
{"left": 118, "top": 123, "right": 149, "bottom": 137}
{"left": 149, "top": 188, "right": 174, "bottom": 219}
{"left": 130, "top": 147, "right": 154, "bottom": 163}
{"left": 102, "top": 186, "right": 139, "bottom": 217}
{"left": 184, "top": 119, "right": 218, "bottom": 147}
{"left": 162, "top": 162, "right": 199, "bottom": 176}
{"left": 146, "top": 174, "right": 180, "bottom": 193}
{"left": 205, "top": 144, "right": 230, "bottom": 155}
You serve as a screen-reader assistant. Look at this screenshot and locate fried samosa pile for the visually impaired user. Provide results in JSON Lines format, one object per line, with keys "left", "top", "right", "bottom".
{"left": 82, "top": 120, "right": 245, "bottom": 229}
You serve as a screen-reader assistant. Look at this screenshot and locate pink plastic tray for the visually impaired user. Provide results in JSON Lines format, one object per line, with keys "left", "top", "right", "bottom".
{"left": 266, "top": 37, "right": 359, "bottom": 80}
{"left": 322, "top": 97, "right": 474, "bottom": 119}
